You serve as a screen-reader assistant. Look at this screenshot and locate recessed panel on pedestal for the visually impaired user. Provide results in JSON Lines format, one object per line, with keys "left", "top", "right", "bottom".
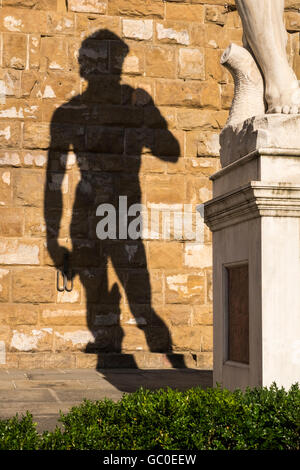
{"left": 226, "top": 264, "right": 249, "bottom": 365}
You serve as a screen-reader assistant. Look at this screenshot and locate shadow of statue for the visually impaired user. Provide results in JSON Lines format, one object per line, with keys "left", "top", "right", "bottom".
{"left": 44, "top": 30, "right": 184, "bottom": 377}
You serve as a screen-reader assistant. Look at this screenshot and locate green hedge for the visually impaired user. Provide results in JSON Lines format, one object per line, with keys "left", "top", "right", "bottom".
{"left": 0, "top": 384, "right": 299, "bottom": 450}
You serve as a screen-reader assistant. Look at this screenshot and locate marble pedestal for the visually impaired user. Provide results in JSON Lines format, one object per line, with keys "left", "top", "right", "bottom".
{"left": 204, "top": 116, "right": 300, "bottom": 391}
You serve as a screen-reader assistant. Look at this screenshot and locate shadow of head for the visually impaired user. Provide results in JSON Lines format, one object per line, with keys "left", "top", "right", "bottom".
{"left": 78, "top": 29, "right": 129, "bottom": 82}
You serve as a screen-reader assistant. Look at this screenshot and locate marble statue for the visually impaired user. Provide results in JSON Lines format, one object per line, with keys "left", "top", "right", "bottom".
{"left": 222, "top": 0, "right": 300, "bottom": 126}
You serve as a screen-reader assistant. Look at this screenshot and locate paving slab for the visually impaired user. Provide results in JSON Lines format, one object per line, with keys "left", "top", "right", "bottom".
{"left": 0, "top": 368, "right": 212, "bottom": 433}
{"left": 0, "top": 389, "right": 56, "bottom": 403}
{"left": 13, "top": 379, "right": 85, "bottom": 390}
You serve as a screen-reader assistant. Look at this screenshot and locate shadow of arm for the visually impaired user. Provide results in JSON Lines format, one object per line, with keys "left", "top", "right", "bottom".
{"left": 139, "top": 89, "right": 181, "bottom": 163}
{"left": 44, "top": 114, "right": 70, "bottom": 270}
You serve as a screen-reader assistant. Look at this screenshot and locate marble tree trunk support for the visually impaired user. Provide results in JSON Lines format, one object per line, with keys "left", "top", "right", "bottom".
{"left": 204, "top": 1, "right": 300, "bottom": 391}
{"left": 220, "top": 43, "right": 264, "bottom": 127}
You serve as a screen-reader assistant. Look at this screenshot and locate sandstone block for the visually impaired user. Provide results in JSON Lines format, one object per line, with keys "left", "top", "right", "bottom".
{"left": 44, "top": 352, "right": 76, "bottom": 369}
{"left": 146, "top": 174, "right": 185, "bottom": 204}
{"left": 190, "top": 23, "right": 205, "bottom": 47}
{"left": 192, "top": 305, "right": 213, "bottom": 326}
{"left": 13, "top": 170, "right": 45, "bottom": 207}
{"left": 40, "top": 306, "right": 87, "bottom": 326}
{"left": 108, "top": 0, "right": 164, "bottom": 18}
{"left": 37, "top": 72, "right": 80, "bottom": 102}
{"left": 179, "top": 48, "right": 205, "bottom": 80}
{"left": 155, "top": 80, "right": 201, "bottom": 107}
{"left": 0, "top": 352, "right": 18, "bottom": 369}
{"left": 113, "top": 43, "right": 145, "bottom": 75}
{"left": 204, "top": 23, "right": 229, "bottom": 49}
{"left": 68, "top": 0, "right": 107, "bottom": 14}
{"left": 194, "top": 134, "right": 220, "bottom": 160}
{"left": 22, "top": 150, "right": 47, "bottom": 168}
{"left": 145, "top": 46, "right": 176, "bottom": 79}
{"left": 26, "top": 208, "right": 62, "bottom": 239}
{"left": 140, "top": 154, "right": 166, "bottom": 174}
{"left": 10, "top": 326, "right": 53, "bottom": 352}
{"left": 0, "top": 208, "right": 23, "bottom": 237}
{"left": 200, "top": 81, "right": 221, "bottom": 109}
{"left": 75, "top": 14, "right": 121, "bottom": 39}
{"left": 177, "top": 109, "right": 219, "bottom": 131}
{"left": 163, "top": 304, "right": 192, "bottom": 327}
{"left": 185, "top": 175, "right": 212, "bottom": 204}
{"left": 0, "top": 239, "right": 40, "bottom": 265}
{"left": 122, "top": 19, "right": 153, "bottom": 40}
{"left": 0, "top": 8, "right": 47, "bottom": 34}
{"left": 155, "top": 21, "right": 190, "bottom": 46}
{"left": 285, "top": 11, "right": 300, "bottom": 31}
{"left": 148, "top": 241, "right": 183, "bottom": 269}
{"left": 196, "top": 351, "right": 213, "bottom": 370}
{"left": 0, "top": 122, "right": 21, "bottom": 148}
{"left": 205, "top": 48, "right": 225, "bottom": 83}
{"left": 48, "top": 73, "right": 80, "bottom": 101}
{"left": 7, "top": 304, "right": 39, "bottom": 325}
{"left": 0, "top": 69, "right": 21, "bottom": 98}
{"left": 205, "top": 5, "right": 226, "bottom": 26}
{"left": 23, "top": 123, "right": 50, "bottom": 149}
{"left": 46, "top": 12, "right": 75, "bottom": 35}
{"left": 0, "top": 99, "right": 41, "bottom": 121}
{"left": 0, "top": 325, "right": 11, "bottom": 343}
{"left": 165, "top": 273, "right": 205, "bottom": 304}
{"left": 53, "top": 326, "right": 97, "bottom": 352}
{"left": 0, "top": 268, "right": 10, "bottom": 302}
{"left": 0, "top": 151, "right": 21, "bottom": 167}
{"left": 57, "top": 276, "right": 81, "bottom": 304}
{"left": 2, "top": 0, "right": 57, "bottom": 10}
{"left": 40, "top": 37, "right": 68, "bottom": 72}
{"left": 75, "top": 352, "right": 98, "bottom": 368}
{"left": 166, "top": 3, "right": 204, "bottom": 22}
{"left": 200, "top": 325, "right": 213, "bottom": 352}
{"left": 19, "top": 70, "right": 41, "bottom": 99}
{"left": 12, "top": 268, "right": 55, "bottom": 302}
{"left": 0, "top": 169, "right": 12, "bottom": 205}
{"left": 119, "top": 326, "right": 149, "bottom": 352}
{"left": 185, "top": 130, "right": 220, "bottom": 158}
{"left": 184, "top": 243, "right": 212, "bottom": 269}
{"left": 171, "top": 326, "right": 203, "bottom": 351}
{"left": 17, "top": 353, "right": 45, "bottom": 368}
{"left": 227, "top": 27, "right": 243, "bottom": 45}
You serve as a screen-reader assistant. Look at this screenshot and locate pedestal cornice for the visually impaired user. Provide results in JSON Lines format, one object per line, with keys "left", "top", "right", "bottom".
{"left": 204, "top": 181, "right": 300, "bottom": 231}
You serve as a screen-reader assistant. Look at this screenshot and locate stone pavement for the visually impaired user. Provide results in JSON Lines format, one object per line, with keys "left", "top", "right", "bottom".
{"left": 0, "top": 368, "right": 212, "bottom": 433}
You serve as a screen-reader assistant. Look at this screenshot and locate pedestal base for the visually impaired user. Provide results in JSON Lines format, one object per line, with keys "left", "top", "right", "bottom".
{"left": 205, "top": 150, "right": 300, "bottom": 390}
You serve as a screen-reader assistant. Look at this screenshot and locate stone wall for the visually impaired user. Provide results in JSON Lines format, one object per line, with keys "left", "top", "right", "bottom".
{"left": 0, "top": 0, "right": 299, "bottom": 369}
